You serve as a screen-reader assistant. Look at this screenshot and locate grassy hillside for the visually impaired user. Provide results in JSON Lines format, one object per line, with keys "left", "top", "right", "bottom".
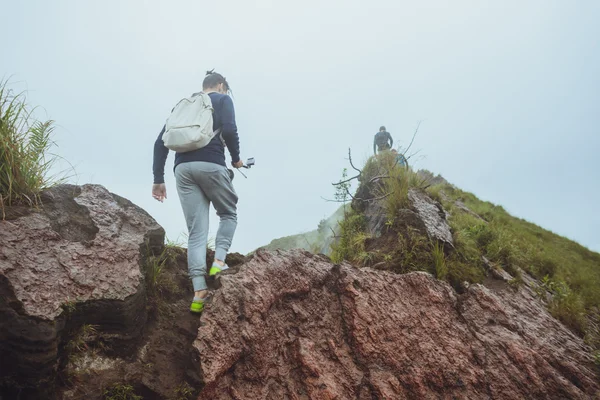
{"left": 261, "top": 205, "right": 346, "bottom": 254}
{"left": 428, "top": 182, "right": 600, "bottom": 342}
{"left": 330, "top": 152, "right": 600, "bottom": 350}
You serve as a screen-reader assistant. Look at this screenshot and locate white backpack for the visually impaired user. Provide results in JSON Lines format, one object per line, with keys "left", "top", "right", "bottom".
{"left": 162, "top": 92, "right": 221, "bottom": 152}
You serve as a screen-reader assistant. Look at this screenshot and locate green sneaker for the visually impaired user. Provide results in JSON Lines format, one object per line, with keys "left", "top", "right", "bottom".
{"left": 209, "top": 262, "right": 229, "bottom": 277}
{"left": 190, "top": 297, "right": 206, "bottom": 313}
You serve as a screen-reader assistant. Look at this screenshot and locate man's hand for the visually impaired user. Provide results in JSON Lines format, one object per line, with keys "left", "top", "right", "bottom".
{"left": 152, "top": 183, "right": 167, "bottom": 202}
{"left": 232, "top": 159, "right": 244, "bottom": 169}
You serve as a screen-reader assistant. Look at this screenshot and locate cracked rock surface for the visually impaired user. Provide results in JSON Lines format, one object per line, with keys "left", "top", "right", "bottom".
{"left": 0, "top": 184, "right": 164, "bottom": 392}
{"left": 195, "top": 249, "right": 599, "bottom": 399}
{"left": 407, "top": 188, "right": 453, "bottom": 246}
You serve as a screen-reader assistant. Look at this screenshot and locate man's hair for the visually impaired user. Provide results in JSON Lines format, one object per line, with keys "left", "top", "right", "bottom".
{"left": 379, "top": 125, "right": 386, "bottom": 131}
{"left": 203, "top": 69, "right": 231, "bottom": 93}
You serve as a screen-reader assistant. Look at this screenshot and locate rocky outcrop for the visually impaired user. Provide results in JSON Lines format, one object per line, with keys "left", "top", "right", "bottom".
{"left": 55, "top": 247, "right": 247, "bottom": 400}
{"left": 196, "top": 250, "right": 599, "bottom": 399}
{"left": 407, "top": 188, "right": 453, "bottom": 246}
{"left": 3, "top": 185, "right": 599, "bottom": 399}
{"left": 357, "top": 182, "right": 453, "bottom": 247}
{"left": 0, "top": 184, "right": 164, "bottom": 395}
{"left": 363, "top": 198, "right": 388, "bottom": 238}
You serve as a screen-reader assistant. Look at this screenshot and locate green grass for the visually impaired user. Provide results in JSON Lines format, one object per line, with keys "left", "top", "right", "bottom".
{"left": 144, "top": 243, "right": 180, "bottom": 308}
{"left": 432, "top": 242, "right": 448, "bottom": 280}
{"left": 66, "top": 324, "right": 99, "bottom": 354}
{"left": 393, "top": 229, "right": 431, "bottom": 273}
{"left": 508, "top": 269, "right": 524, "bottom": 290}
{"left": 361, "top": 152, "right": 427, "bottom": 221}
{"left": 261, "top": 205, "right": 346, "bottom": 254}
{"left": 145, "top": 247, "right": 169, "bottom": 295}
{"left": 535, "top": 276, "right": 588, "bottom": 336}
{"left": 64, "top": 323, "right": 110, "bottom": 367}
{"left": 330, "top": 210, "right": 368, "bottom": 264}
{"left": 425, "top": 184, "right": 444, "bottom": 203}
{"left": 333, "top": 152, "right": 599, "bottom": 345}
{"left": 103, "top": 383, "right": 142, "bottom": 400}
{"left": 332, "top": 155, "right": 483, "bottom": 281}
{"left": 428, "top": 182, "right": 599, "bottom": 341}
{"left": 0, "top": 80, "right": 63, "bottom": 218}
{"left": 61, "top": 300, "right": 78, "bottom": 316}
{"left": 173, "top": 381, "right": 195, "bottom": 400}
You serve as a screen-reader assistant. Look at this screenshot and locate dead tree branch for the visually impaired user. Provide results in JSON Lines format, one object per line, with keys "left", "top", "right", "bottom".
{"left": 357, "top": 191, "right": 395, "bottom": 202}
{"left": 321, "top": 190, "right": 393, "bottom": 203}
{"left": 406, "top": 149, "right": 422, "bottom": 161}
{"left": 369, "top": 175, "right": 391, "bottom": 183}
{"left": 332, "top": 174, "right": 361, "bottom": 186}
{"left": 349, "top": 189, "right": 395, "bottom": 202}
{"left": 321, "top": 196, "right": 350, "bottom": 203}
{"left": 332, "top": 148, "right": 362, "bottom": 187}
{"left": 347, "top": 148, "right": 362, "bottom": 173}
{"left": 404, "top": 120, "right": 422, "bottom": 156}
{"left": 345, "top": 187, "right": 356, "bottom": 200}
{"left": 329, "top": 226, "right": 338, "bottom": 238}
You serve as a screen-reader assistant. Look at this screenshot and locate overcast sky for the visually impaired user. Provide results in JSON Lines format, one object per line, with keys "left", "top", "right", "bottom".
{"left": 3, "top": 0, "right": 599, "bottom": 253}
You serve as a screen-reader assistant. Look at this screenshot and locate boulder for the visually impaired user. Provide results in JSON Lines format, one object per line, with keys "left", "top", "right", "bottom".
{"left": 0, "top": 184, "right": 163, "bottom": 394}
{"left": 358, "top": 184, "right": 453, "bottom": 247}
{"left": 407, "top": 188, "right": 453, "bottom": 246}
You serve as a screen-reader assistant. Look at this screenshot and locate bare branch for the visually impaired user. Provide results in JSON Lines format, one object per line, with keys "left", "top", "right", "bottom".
{"left": 369, "top": 191, "right": 395, "bottom": 201}
{"left": 369, "top": 174, "right": 391, "bottom": 183}
{"left": 329, "top": 226, "right": 337, "bottom": 237}
{"left": 345, "top": 187, "right": 356, "bottom": 200}
{"left": 320, "top": 196, "right": 351, "bottom": 203}
{"left": 406, "top": 149, "right": 422, "bottom": 161}
{"left": 404, "top": 120, "right": 422, "bottom": 155}
{"left": 352, "top": 191, "right": 395, "bottom": 202}
{"left": 322, "top": 190, "right": 394, "bottom": 203}
{"left": 332, "top": 174, "right": 361, "bottom": 186}
{"left": 347, "top": 148, "right": 362, "bottom": 173}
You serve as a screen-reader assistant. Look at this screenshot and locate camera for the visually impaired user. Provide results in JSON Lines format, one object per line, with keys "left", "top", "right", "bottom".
{"left": 230, "top": 157, "right": 255, "bottom": 181}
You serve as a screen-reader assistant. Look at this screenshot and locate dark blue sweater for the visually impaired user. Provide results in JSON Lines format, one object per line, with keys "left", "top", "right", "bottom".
{"left": 153, "top": 92, "right": 240, "bottom": 184}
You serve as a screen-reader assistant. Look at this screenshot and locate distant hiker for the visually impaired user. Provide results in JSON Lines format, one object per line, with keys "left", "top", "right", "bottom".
{"left": 374, "top": 125, "right": 393, "bottom": 154}
{"left": 152, "top": 70, "right": 242, "bottom": 314}
{"left": 391, "top": 149, "right": 408, "bottom": 168}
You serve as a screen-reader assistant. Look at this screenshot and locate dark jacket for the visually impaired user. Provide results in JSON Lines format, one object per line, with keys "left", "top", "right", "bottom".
{"left": 153, "top": 92, "right": 240, "bottom": 184}
{"left": 374, "top": 130, "right": 393, "bottom": 154}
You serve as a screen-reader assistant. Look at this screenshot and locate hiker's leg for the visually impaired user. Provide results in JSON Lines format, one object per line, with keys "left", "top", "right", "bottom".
{"left": 196, "top": 164, "right": 238, "bottom": 264}
{"left": 175, "top": 163, "right": 210, "bottom": 292}
{"left": 212, "top": 171, "right": 238, "bottom": 263}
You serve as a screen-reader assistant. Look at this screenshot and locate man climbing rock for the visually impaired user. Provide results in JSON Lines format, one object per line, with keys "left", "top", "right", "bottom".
{"left": 152, "top": 70, "right": 242, "bottom": 314}
{"left": 373, "top": 125, "right": 393, "bottom": 154}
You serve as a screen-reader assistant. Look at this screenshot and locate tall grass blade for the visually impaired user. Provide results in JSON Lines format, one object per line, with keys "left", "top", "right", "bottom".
{"left": 0, "top": 79, "right": 63, "bottom": 217}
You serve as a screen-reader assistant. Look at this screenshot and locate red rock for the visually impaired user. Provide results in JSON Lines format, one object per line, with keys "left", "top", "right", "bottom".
{"left": 195, "top": 249, "right": 599, "bottom": 399}
{"left": 0, "top": 184, "right": 163, "bottom": 394}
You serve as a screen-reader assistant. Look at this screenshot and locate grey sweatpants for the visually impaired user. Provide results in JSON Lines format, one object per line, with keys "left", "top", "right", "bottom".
{"left": 175, "top": 161, "right": 238, "bottom": 291}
